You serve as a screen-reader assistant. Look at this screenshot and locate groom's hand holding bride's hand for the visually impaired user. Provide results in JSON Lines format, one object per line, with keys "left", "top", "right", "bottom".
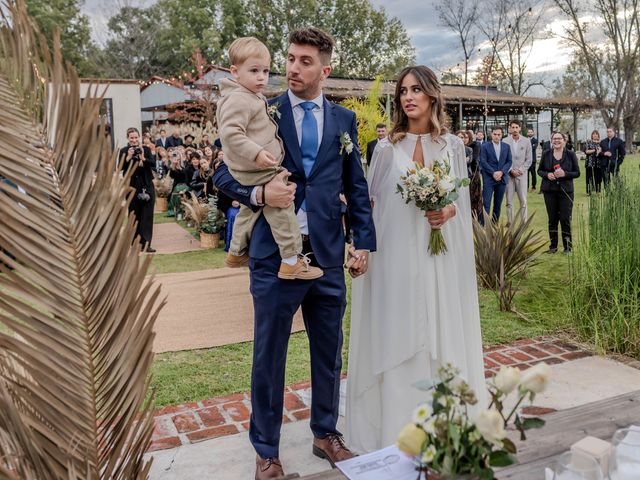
{"left": 425, "top": 205, "right": 456, "bottom": 229}
{"left": 264, "top": 170, "right": 295, "bottom": 208}
{"left": 346, "top": 245, "right": 369, "bottom": 278}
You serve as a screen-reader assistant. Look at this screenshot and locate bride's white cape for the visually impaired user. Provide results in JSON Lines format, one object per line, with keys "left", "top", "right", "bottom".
{"left": 346, "top": 132, "right": 486, "bottom": 453}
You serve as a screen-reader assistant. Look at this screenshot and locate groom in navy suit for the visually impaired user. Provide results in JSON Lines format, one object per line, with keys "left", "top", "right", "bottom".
{"left": 479, "top": 126, "right": 512, "bottom": 222}
{"left": 213, "top": 28, "right": 376, "bottom": 479}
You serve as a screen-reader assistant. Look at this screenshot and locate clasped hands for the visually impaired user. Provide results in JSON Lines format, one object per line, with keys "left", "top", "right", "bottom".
{"left": 548, "top": 168, "right": 565, "bottom": 181}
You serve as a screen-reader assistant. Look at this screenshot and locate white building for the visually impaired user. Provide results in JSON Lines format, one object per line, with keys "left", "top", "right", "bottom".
{"left": 79, "top": 79, "right": 141, "bottom": 149}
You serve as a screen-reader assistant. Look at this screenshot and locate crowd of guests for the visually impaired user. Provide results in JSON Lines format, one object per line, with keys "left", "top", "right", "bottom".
{"left": 120, "top": 126, "right": 241, "bottom": 253}
{"left": 123, "top": 120, "right": 626, "bottom": 257}
{"left": 471, "top": 122, "right": 625, "bottom": 254}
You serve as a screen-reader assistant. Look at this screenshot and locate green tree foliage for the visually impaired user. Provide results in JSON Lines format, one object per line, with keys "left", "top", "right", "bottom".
{"left": 99, "top": 0, "right": 414, "bottom": 80}
{"left": 24, "top": 0, "right": 98, "bottom": 76}
{"left": 97, "top": 7, "right": 174, "bottom": 79}
{"left": 341, "top": 77, "right": 390, "bottom": 155}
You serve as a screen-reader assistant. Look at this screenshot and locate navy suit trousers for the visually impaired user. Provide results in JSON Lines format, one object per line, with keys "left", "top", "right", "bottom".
{"left": 248, "top": 252, "right": 346, "bottom": 458}
{"left": 482, "top": 176, "right": 506, "bottom": 223}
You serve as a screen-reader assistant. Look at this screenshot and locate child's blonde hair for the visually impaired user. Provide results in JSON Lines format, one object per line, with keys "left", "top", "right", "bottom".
{"left": 228, "top": 37, "right": 270, "bottom": 66}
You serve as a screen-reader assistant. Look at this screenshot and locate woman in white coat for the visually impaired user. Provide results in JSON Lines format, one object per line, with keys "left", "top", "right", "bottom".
{"left": 346, "top": 65, "right": 486, "bottom": 453}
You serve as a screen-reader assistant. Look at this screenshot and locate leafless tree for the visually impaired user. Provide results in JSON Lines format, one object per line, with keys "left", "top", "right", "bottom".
{"left": 436, "top": 0, "right": 479, "bottom": 85}
{"left": 475, "top": 0, "right": 547, "bottom": 95}
{"left": 553, "top": 0, "right": 640, "bottom": 147}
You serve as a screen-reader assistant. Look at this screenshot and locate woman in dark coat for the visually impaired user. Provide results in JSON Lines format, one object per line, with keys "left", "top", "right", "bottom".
{"left": 461, "top": 130, "right": 483, "bottom": 220}
{"left": 583, "top": 130, "right": 603, "bottom": 195}
{"left": 538, "top": 132, "right": 580, "bottom": 254}
{"left": 119, "top": 127, "right": 156, "bottom": 252}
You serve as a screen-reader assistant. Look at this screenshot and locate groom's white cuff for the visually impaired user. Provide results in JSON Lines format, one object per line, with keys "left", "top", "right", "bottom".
{"left": 250, "top": 186, "right": 262, "bottom": 206}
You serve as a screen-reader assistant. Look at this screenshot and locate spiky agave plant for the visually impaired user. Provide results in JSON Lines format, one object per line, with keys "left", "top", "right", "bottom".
{"left": 0, "top": 1, "right": 163, "bottom": 478}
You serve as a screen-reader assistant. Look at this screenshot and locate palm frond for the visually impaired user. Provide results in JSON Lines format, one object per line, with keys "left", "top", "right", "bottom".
{"left": 0, "top": 1, "right": 162, "bottom": 478}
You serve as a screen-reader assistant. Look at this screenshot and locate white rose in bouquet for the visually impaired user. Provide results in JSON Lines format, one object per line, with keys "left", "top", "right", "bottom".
{"left": 494, "top": 366, "right": 521, "bottom": 394}
{"left": 520, "top": 363, "right": 551, "bottom": 393}
{"left": 437, "top": 177, "right": 454, "bottom": 196}
{"left": 475, "top": 410, "right": 507, "bottom": 446}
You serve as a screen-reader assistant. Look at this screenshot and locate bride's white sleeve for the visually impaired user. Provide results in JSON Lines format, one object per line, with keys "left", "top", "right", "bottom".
{"left": 366, "top": 139, "right": 394, "bottom": 204}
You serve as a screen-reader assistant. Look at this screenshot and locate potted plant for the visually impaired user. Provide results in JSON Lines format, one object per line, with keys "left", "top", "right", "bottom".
{"left": 153, "top": 175, "right": 173, "bottom": 213}
{"left": 198, "top": 196, "right": 226, "bottom": 249}
{"left": 182, "top": 193, "right": 209, "bottom": 241}
{"left": 396, "top": 363, "right": 551, "bottom": 479}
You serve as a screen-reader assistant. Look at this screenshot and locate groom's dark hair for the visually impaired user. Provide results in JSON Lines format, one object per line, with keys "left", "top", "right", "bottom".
{"left": 289, "top": 27, "right": 334, "bottom": 65}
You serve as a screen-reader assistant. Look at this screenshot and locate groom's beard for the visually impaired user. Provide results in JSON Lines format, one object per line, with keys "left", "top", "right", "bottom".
{"left": 287, "top": 75, "right": 320, "bottom": 98}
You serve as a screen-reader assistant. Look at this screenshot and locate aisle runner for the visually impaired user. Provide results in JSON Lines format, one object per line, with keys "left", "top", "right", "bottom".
{"left": 152, "top": 223, "right": 202, "bottom": 255}
{"left": 152, "top": 268, "right": 304, "bottom": 353}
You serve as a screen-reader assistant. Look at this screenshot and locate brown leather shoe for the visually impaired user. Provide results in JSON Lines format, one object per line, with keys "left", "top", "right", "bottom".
{"left": 277, "top": 255, "right": 323, "bottom": 280}
{"left": 225, "top": 252, "right": 249, "bottom": 268}
{"left": 312, "top": 434, "right": 355, "bottom": 468}
{"left": 255, "top": 455, "right": 285, "bottom": 480}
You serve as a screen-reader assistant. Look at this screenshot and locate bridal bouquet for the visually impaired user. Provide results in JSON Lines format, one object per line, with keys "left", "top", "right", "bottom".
{"left": 396, "top": 157, "right": 469, "bottom": 255}
{"left": 396, "top": 363, "right": 551, "bottom": 479}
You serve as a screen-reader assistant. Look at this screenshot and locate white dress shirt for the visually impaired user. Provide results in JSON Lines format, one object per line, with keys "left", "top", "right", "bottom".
{"left": 493, "top": 141, "right": 502, "bottom": 162}
{"left": 250, "top": 90, "right": 325, "bottom": 235}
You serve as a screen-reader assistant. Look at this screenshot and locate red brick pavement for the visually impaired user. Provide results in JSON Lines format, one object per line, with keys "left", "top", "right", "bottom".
{"left": 148, "top": 336, "right": 592, "bottom": 452}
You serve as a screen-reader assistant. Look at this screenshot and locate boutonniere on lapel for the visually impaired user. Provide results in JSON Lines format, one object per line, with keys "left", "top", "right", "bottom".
{"left": 267, "top": 103, "right": 281, "bottom": 120}
{"left": 339, "top": 132, "right": 354, "bottom": 155}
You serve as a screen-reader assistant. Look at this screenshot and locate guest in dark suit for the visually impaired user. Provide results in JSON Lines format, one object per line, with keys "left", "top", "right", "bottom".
{"left": 538, "top": 132, "right": 580, "bottom": 253}
{"left": 166, "top": 128, "right": 183, "bottom": 148}
{"left": 213, "top": 27, "right": 375, "bottom": 479}
{"left": 155, "top": 128, "right": 169, "bottom": 148}
{"left": 119, "top": 127, "right": 155, "bottom": 252}
{"left": 479, "top": 126, "right": 512, "bottom": 223}
{"left": 365, "top": 123, "right": 387, "bottom": 166}
{"left": 600, "top": 127, "right": 625, "bottom": 183}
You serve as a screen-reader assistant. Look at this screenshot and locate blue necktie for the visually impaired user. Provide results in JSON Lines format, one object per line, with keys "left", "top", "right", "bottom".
{"left": 299, "top": 101, "right": 318, "bottom": 211}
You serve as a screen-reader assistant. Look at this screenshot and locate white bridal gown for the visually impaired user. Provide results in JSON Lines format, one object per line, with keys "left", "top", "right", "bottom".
{"left": 346, "top": 132, "right": 487, "bottom": 453}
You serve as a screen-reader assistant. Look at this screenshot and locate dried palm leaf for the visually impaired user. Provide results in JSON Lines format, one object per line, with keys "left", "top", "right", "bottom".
{"left": 182, "top": 192, "right": 209, "bottom": 230}
{"left": 0, "top": 1, "right": 163, "bottom": 478}
{"left": 152, "top": 175, "right": 173, "bottom": 198}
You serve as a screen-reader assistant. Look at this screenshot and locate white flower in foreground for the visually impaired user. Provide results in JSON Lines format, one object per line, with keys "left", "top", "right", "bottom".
{"left": 412, "top": 403, "right": 433, "bottom": 423}
{"left": 494, "top": 366, "right": 521, "bottom": 394}
{"left": 475, "top": 410, "right": 506, "bottom": 446}
{"left": 421, "top": 445, "right": 437, "bottom": 464}
{"left": 520, "top": 363, "right": 552, "bottom": 393}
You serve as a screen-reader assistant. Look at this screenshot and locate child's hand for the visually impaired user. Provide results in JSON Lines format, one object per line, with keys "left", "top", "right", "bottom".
{"left": 256, "top": 150, "right": 278, "bottom": 169}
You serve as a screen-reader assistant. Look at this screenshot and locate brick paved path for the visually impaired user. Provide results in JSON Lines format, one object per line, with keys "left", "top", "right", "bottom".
{"left": 148, "top": 336, "right": 593, "bottom": 452}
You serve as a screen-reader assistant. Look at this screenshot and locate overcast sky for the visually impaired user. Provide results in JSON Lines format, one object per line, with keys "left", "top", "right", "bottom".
{"left": 82, "top": 0, "right": 572, "bottom": 93}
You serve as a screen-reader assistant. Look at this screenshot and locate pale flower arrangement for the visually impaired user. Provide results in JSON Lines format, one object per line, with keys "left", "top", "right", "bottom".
{"left": 396, "top": 363, "right": 551, "bottom": 479}
{"left": 339, "top": 131, "right": 354, "bottom": 155}
{"left": 267, "top": 102, "right": 281, "bottom": 120}
{"left": 396, "top": 156, "right": 470, "bottom": 255}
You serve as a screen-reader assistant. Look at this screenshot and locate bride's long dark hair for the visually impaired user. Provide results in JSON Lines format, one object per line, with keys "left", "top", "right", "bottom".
{"left": 389, "top": 66, "right": 449, "bottom": 144}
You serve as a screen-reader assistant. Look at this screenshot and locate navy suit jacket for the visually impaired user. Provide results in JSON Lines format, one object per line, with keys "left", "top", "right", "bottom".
{"left": 479, "top": 141, "right": 512, "bottom": 185}
{"left": 155, "top": 137, "right": 168, "bottom": 148}
{"left": 213, "top": 91, "right": 376, "bottom": 267}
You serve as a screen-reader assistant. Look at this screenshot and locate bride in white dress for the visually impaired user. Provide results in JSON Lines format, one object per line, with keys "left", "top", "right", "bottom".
{"left": 346, "top": 66, "right": 486, "bottom": 453}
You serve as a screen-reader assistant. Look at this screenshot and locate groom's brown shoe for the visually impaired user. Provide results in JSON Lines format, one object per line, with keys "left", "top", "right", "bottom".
{"left": 255, "top": 455, "right": 285, "bottom": 480}
{"left": 312, "top": 434, "right": 355, "bottom": 468}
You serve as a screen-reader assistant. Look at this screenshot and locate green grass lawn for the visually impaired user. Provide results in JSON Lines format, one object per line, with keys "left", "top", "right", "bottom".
{"left": 150, "top": 155, "right": 640, "bottom": 406}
